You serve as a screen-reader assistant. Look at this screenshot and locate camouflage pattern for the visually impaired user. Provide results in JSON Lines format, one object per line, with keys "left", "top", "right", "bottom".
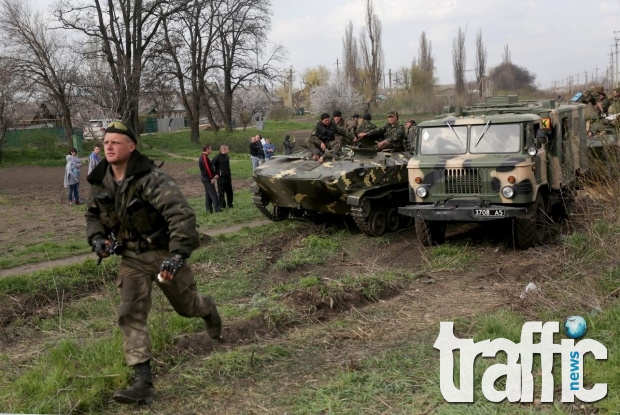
{"left": 355, "top": 119, "right": 378, "bottom": 147}
{"left": 405, "top": 122, "right": 417, "bottom": 151}
{"left": 85, "top": 150, "right": 209, "bottom": 365}
{"left": 308, "top": 120, "right": 354, "bottom": 154}
{"left": 85, "top": 151, "right": 200, "bottom": 257}
{"left": 251, "top": 145, "right": 412, "bottom": 235}
{"left": 365, "top": 121, "right": 407, "bottom": 150}
{"left": 398, "top": 96, "right": 589, "bottom": 247}
{"left": 116, "top": 249, "right": 214, "bottom": 366}
{"left": 345, "top": 117, "right": 359, "bottom": 136}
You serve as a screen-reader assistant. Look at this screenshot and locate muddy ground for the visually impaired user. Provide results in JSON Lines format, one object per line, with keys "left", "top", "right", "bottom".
{"left": 0, "top": 159, "right": 574, "bottom": 321}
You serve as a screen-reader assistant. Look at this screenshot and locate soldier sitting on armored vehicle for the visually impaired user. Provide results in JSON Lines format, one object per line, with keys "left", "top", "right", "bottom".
{"left": 356, "top": 111, "right": 407, "bottom": 151}
{"left": 353, "top": 113, "right": 378, "bottom": 148}
{"left": 308, "top": 112, "right": 354, "bottom": 160}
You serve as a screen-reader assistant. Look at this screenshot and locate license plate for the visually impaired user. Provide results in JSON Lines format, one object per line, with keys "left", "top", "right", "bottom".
{"left": 473, "top": 209, "right": 505, "bottom": 217}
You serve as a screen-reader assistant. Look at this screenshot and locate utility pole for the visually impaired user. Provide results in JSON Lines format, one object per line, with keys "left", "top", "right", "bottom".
{"left": 595, "top": 65, "right": 599, "bottom": 83}
{"left": 612, "top": 32, "right": 620, "bottom": 88}
{"left": 610, "top": 46, "right": 615, "bottom": 88}
{"left": 335, "top": 58, "right": 340, "bottom": 76}
{"left": 584, "top": 69, "right": 588, "bottom": 87}
{"left": 388, "top": 68, "right": 392, "bottom": 91}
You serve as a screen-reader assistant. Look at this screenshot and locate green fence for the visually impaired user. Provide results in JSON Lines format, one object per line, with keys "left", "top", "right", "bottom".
{"left": 4, "top": 127, "right": 69, "bottom": 148}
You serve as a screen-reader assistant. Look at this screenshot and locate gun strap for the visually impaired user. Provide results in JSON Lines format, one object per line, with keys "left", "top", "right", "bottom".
{"left": 114, "top": 183, "right": 139, "bottom": 246}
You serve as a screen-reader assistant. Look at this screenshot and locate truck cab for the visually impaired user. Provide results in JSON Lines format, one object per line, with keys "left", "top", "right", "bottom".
{"left": 398, "top": 96, "right": 588, "bottom": 248}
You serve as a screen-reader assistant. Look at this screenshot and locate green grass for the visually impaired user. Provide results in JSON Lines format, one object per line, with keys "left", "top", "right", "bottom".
{"left": 2, "top": 205, "right": 620, "bottom": 413}
{"left": 1, "top": 119, "right": 313, "bottom": 167}
{"left": 0, "top": 239, "right": 91, "bottom": 270}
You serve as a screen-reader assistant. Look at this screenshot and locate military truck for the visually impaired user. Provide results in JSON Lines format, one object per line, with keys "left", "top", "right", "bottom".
{"left": 251, "top": 146, "right": 412, "bottom": 236}
{"left": 398, "top": 95, "right": 588, "bottom": 248}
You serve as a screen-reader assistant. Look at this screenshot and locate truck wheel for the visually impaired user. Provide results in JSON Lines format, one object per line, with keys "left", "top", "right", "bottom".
{"left": 515, "top": 192, "right": 546, "bottom": 248}
{"left": 415, "top": 218, "right": 446, "bottom": 246}
{"left": 400, "top": 215, "right": 414, "bottom": 229}
{"left": 370, "top": 211, "right": 387, "bottom": 236}
{"left": 386, "top": 208, "right": 400, "bottom": 232}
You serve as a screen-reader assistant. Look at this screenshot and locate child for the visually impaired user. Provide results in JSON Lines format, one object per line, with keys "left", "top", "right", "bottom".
{"left": 64, "top": 148, "right": 82, "bottom": 204}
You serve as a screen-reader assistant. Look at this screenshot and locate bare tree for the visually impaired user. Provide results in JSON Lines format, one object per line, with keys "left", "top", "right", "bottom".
{"left": 359, "top": 0, "right": 383, "bottom": 108}
{"left": 474, "top": 29, "right": 487, "bottom": 97}
{"left": 503, "top": 44, "right": 511, "bottom": 63}
{"left": 0, "top": 0, "right": 79, "bottom": 138}
{"left": 342, "top": 21, "right": 359, "bottom": 90}
{"left": 418, "top": 31, "right": 434, "bottom": 74}
{"left": 232, "top": 85, "right": 273, "bottom": 130}
{"left": 212, "top": 0, "right": 285, "bottom": 132}
{"left": 158, "top": 0, "right": 220, "bottom": 142}
{"left": 55, "top": 0, "right": 189, "bottom": 137}
{"left": 452, "top": 26, "right": 467, "bottom": 95}
{"left": 394, "top": 66, "right": 412, "bottom": 93}
{"left": 415, "top": 31, "right": 436, "bottom": 94}
{"left": 0, "top": 57, "right": 32, "bottom": 164}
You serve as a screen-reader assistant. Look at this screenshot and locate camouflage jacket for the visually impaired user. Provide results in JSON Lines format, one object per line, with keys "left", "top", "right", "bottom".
{"left": 309, "top": 120, "right": 353, "bottom": 148}
{"left": 345, "top": 118, "right": 359, "bottom": 136}
{"left": 85, "top": 151, "right": 200, "bottom": 258}
{"left": 366, "top": 121, "right": 406, "bottom": 150}
{"left": 355, "top": 120, "right": 378, "bottom": 147}
{"left": 405, "top": 124, "right": 417, "bottom": 151}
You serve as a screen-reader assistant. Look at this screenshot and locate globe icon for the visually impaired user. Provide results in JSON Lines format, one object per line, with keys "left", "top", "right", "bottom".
{"left": 563, "top": 316, "right": 587, "bottom": 339}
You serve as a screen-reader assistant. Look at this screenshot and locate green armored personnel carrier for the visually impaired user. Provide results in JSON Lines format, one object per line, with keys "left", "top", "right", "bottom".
{"left": 251, "top": 147, "right": 412, "bottom": 236}
{"left": 398, "top": 95, "right": 588, "bottom": 248}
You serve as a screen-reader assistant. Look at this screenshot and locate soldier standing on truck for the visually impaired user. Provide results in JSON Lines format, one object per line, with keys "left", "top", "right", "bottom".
{"left": 405, "top": 118, "right": 417, "bottom": 151}
{"left": 308, "top": 112, "right": 353, "bottom": 160}
{"left": 357, "top": 111, "right": 407, "bottom": 151}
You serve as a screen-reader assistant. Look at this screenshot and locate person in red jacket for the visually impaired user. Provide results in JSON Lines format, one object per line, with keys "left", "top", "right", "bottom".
{"left": 198, "top": 144, "right": 221, "bottom": 213}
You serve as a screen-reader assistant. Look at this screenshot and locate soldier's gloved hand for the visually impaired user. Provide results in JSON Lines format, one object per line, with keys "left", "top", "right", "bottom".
{"left": 160, "top": 253, "right": 185, "bottom": 278}
{"left": 93, "top": 238, "right": 111, "bottom": 265}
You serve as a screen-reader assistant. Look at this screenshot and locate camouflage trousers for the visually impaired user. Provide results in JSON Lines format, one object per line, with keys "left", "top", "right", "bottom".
{"left": 312, "top": 140, "right": 341, "bottom": 159}
{"left": 116, "top": 249, "right": 214, "bottom": 366}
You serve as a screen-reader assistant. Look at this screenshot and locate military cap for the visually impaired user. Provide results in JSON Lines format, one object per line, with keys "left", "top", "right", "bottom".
{"left": 311, "top": 147, "right": 322, "bottom": 155}
{"left": 320, "top": 112, "right": 330, "bottom": 120}
{"left": 387, "top": 111, "right": 398, "bottom": 117}
{"left": 333, "top": 110, "right": 342, "bottom": 117}
{"left": 406, "top": 118, "right": 416, "bottom": 124}
{"left": 613, "top": 87, "right": 620, "bottom": 93}
{"left": 105, "top": 120, "right": 136, "bottom": 143}
{"left": 596, "top": 85, "right": 605, "bottom": 93}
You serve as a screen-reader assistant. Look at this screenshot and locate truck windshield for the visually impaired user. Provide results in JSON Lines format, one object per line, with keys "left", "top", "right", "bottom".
{"left": 470, "top": 124, "right": 521, "bottom": 153}
{"left": 419, "top": 126, "right": 467, "bottom": 155}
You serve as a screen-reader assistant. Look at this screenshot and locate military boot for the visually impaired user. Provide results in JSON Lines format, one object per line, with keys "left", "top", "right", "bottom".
{"left": 203, "top": 297, "right": 222, "bottom": 339}
{"left": 112, "top": 360, "right": 155, "bottom": 405}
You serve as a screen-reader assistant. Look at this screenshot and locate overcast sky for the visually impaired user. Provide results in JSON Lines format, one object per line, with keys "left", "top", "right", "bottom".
{"left": 36, "top": 0, "right": 620, "bottom": 91}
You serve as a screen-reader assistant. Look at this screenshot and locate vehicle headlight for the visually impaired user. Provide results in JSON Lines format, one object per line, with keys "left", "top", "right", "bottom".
{"left": 527, "top": 146, "right": 538, "bottom": 156}
{"left": 416, "top": 186, "right": 428, "bottom": 198}
{"left": 501, "top": 186, "right": 515, "bottom": 198}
